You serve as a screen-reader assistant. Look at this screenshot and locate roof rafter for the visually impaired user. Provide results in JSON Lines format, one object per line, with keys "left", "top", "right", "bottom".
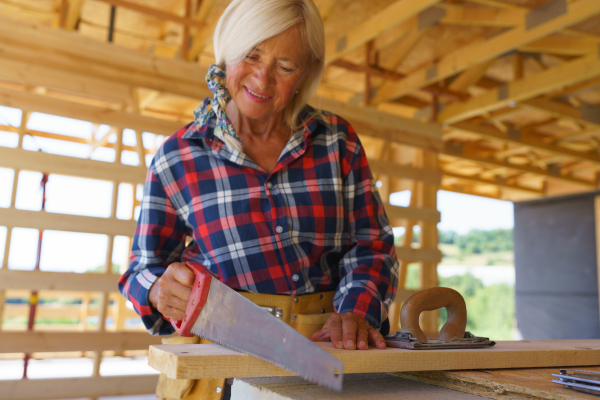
{"left": 373, "top": 0, "right": 600, "bottom": 104}
{"left": 324, "top": 0, "right": 442, "bottom": 65}
{"left": 438, "top": 52, "right": 600, "bottom": 124}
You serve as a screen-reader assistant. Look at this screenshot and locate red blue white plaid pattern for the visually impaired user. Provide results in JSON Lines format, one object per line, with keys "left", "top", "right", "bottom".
{"left": 119, "top": 105, "right": 398, "bottom": 335}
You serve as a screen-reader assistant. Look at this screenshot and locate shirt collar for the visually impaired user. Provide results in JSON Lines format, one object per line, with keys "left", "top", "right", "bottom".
{"left": 181, "top": 102, "right": 331, "bottom": 145}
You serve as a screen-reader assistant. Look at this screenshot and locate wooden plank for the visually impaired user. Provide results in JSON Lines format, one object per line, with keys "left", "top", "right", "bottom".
{"left": 0, "top": 331, "right": 163, "bottom": 353}
{"left": 0, "top": 17, "right": 211, "bottom": 99}
{"left": 0, "top": 87, "right": 183, "bottom": 135}
{"left": 395, "top": 246, "right": 442, "bottom": 264}
{"left": 0, "top": 56, "right": 131, "bottom": 103}
{"left": 384, "top": 204, "right": 441, "bottom": 224}
{"left": 3, "top": 303, "right": 139, "bottom": 320}
{"left": 396, "top": 366, "right": 600, "bottom": 400}
{"left": 0, "top": 208, "right": 137, "bottom": 237}
{"left": 0, "top": 375, "right": 158, "bottom": 400}
{"left": 369, "top": 159, "right": 442, "bottom": 185}
{"left": 0, "top": 147, "right": 147, "bottom": 185}
{"left": 148, "top": 340, "right": 600, "bottom": 380}
{"left": 233, "top": 373, "right": 486, "bottom": 400}
{"left": 324, "top": 0, "right": 442, "bottom": 65}
{"left": 438, "top": 53, "right": 600, "bottom": 124}
{"left": 440, "top": 5, "right": 525, "bottom": 28}
{"left": 0, "top": 270, "right": 119, "bottom": 292}
{"left": 373, "top": 0, "right": 600, "bottom": 103}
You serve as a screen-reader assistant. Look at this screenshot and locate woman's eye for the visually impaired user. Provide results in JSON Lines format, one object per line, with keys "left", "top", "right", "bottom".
{"left": 280, "top": 66, "right": 293, "bottom": 72}
{"left": 245, "top": 55, "right": 258, "bottom": 61}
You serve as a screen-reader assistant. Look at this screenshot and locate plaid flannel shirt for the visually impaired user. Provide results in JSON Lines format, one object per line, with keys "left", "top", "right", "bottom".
{"left": 118, "top": 105, "right": 398, "bottom": 335}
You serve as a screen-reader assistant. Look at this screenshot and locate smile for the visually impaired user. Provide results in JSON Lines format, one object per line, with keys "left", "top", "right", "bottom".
{"left": 246, "top": 87, "right": 270, "bottom": 99}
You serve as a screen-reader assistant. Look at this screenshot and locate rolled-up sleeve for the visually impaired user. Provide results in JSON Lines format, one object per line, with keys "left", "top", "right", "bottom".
{"left": 334, "top": 124, "right": 399, "bottom": 330}
{"left": 118, "top": 163, "right": 187, "bottom": 335}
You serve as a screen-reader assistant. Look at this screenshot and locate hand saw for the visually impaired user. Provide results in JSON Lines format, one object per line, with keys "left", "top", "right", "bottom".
{"left": 169, "top": 261, "right": 343, "bottom": 391}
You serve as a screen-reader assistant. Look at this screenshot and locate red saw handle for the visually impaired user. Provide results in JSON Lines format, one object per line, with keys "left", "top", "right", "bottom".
{"left": 168, "top": 261, "right": 218, "bottom": 337}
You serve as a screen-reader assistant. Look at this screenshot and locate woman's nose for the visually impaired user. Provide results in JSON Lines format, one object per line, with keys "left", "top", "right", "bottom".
{"left": 252, "top": 64, "right": 274, "bottom": 88}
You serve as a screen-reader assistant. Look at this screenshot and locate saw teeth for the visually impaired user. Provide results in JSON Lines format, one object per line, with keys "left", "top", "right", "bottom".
{"left": 194, "top": 333, "right": 341, "bottom": 391}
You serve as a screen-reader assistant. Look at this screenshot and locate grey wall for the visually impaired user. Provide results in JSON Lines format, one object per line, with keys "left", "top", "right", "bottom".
{"left": 514, "top": 191, "right": 600, "bottom": 339}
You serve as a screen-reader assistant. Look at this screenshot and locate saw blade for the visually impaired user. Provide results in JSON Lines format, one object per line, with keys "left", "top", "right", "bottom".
{"left": 190, "top": 277, "right": 343, "bottom": 391}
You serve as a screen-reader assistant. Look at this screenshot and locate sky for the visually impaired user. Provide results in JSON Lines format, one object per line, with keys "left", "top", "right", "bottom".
{"left": 0, "top": 105, "right": 514, "bottom": 273}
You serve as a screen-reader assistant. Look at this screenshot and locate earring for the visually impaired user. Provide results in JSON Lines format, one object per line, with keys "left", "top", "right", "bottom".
{"left": 295, "top": 89, "right": 299, "bottom": 95}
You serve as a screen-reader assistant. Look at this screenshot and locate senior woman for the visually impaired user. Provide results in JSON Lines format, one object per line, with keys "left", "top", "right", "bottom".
{"left": 120, "top": 0, "right": 398, "bottom": 396}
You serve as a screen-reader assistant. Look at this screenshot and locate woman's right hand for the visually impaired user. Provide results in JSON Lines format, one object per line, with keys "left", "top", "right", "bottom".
{"left": 149, "top": 262, "right": 195, "bottom": 321}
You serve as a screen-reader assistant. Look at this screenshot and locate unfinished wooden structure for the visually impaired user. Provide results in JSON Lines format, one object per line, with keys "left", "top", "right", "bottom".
{"left": 0, "top": 0, "right": 599, "bottom": 398}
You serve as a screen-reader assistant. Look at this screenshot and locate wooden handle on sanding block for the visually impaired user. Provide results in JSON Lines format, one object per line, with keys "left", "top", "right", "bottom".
{"left": 168, "top": 261, "right": 217, "bottom": 337}
{"left": 400, "top": 287, "right": 467, "bottom": 343}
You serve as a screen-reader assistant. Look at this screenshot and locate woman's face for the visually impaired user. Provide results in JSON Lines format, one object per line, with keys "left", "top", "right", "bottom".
{"left": 226, "top": 25, "right": 308, "bottom": 122}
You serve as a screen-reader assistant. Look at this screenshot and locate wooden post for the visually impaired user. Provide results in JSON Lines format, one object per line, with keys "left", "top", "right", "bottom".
{"left": 181, "top": 0, "right": 193, "bottom": 60}
{"left": 416, "top": 149, "right": 440, "bottom": 337}
{"left": 91, "top": 127, "right": 123, "bottom": 388}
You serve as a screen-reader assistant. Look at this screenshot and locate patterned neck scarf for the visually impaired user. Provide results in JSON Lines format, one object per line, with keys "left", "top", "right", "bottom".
{"left": 193, "top": 64, "right": 241, "bottom": 145}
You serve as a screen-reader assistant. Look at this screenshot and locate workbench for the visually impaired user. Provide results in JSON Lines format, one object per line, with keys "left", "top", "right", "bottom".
{"left": 149, "top": 340, "right": 600, "bottom": 399}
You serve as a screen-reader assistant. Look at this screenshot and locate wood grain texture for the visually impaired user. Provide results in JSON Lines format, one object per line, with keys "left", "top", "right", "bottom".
{"left": 0, "top": 331, "right": 166, "bottom": 353}
{"left": 148, "top": 340, "right": 600, "bottom": 380}
{"left": 0, "top": 375, "right": 157, "bottom": 400}
{"left": 233, "top": 373, "right": 486, "bottom": 400}
{"left": 395, "top": 366, "right": 600, "bottom": 400}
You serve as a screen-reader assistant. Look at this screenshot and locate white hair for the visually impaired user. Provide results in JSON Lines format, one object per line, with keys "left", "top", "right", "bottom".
{"left": 213, "top": 0, "right": 325, "bottom": 152}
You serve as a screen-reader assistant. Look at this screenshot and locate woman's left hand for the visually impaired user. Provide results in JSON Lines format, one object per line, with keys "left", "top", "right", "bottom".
{"left": 309, "top": 312, "right": 386, "bottom": 350}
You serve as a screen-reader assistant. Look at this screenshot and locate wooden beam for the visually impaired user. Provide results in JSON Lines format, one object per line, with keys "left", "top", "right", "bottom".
{"left": 442, "top": 170, "right": 543, "bottom": 195}
{"left": 438, "top": 53, "right": 600, "bottom": 124}
{"left": 64, "top": 0, "right": 85, "bottom": 31}
{"left": 149, "top": 340, "right": 600, "bottom": 380}
{"left": 520, "top": 34, "right": 600, "bottom": 56}
{"left": 0, "top": 87, "right": 183, "bottom": 135}
{"left": 440, "top": 5, "right": 525, "bottom": 28}
{"left": 331, "top": 60, "right": 403, "bottom": 81}
{"left": 316, "top": 0, "right": 341, "bottom": 22}
{"left": 450, "top": 121, "right": 600, "bottom": 165}
{"left": 369, "top": 159, "right": 442, "bottom": 185}
{"left": 0, "top": 331, "right": 163, "bottom": 353}
{"left": 0, "top": 17, "right": 211, "bottom": 99}
{"left": 324, "top": 0, "right": 442, "bottom": 65}
{"left": 0, "top": 208, "right": 137, "bottom": 237}
{"left": 384, "top": 204, "right": 440, "bottom": 224}
{"left": 0, "top": 57, "right": 130, "bottom": 103}
{"left": 0, "top": 269, "right": 119, "bottom": 292}
{"left": 373, "top": 0, "right": 600, "bottom": 103}
{"left": 0, "top": 375, "right": 158, "bottom": 400}
{"left": 93, "top": 0, "right": 205, "bottom": 29}
{"left": 443, "top": 144, "right": 596, "bottom": 188}
{"left": 0, "top": 146, "right": 147, "bottom": 184}
{"left": 395, "top": 246, "right": 442, "bottom": 264}
{"left": 521, "top": 97, "right": 600, "bottom": 128}
{"left": 448, "top": 60, "right": 495, "bottom": 93}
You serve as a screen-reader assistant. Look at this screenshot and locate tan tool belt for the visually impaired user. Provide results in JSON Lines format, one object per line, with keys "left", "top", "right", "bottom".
{"left": 157, "top": 291, "right": 335, "bottom": 400}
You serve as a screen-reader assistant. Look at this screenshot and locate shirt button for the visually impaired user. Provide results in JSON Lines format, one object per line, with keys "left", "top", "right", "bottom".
{"left": 275, "top": 226, "right": 283, "bottom": 234}
{"left": 266, "top": 182, "right": 273, "bottom": 189}
{"left": 292, "top": 274, "right": 299, "bottom": 282}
